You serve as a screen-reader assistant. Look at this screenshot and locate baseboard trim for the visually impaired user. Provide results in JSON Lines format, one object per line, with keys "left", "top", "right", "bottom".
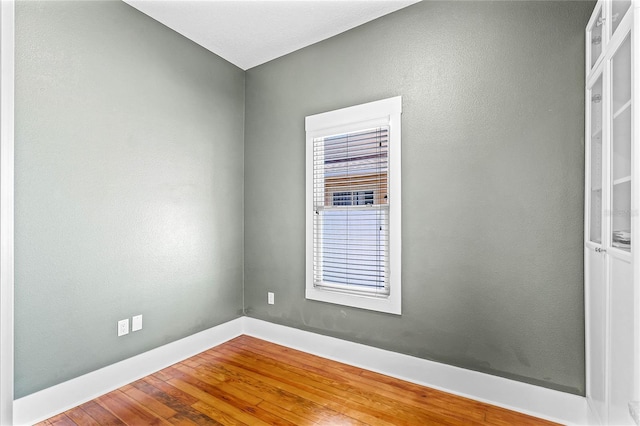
{"left": 13, "top": 317, "right": 244, "bottom": 425}
{"left": 13, "top": 316, "right": 593, "bottom": 425}
{"left": 243, "top": 317, "right": 592, "bottom": 425}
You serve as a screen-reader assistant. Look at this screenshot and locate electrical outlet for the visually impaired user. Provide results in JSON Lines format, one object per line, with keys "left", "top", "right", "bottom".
{"left": 117, "top": 318, "right": 129, "bottom": 336}
{"left": 268, "top": 292, "right": 275, "bottom": 305}
{"left": 132, "top": 314, "right": 142, "bottom": 332}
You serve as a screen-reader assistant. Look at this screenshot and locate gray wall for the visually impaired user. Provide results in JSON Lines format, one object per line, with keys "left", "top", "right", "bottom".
{"left": 245, "top": 0, "right": 592, "bottom": 394}
{"left": 15, "top": 0, "right": 592, "bottom": 400}
{"left": 15, "top": 0, "right": 245, "bottom": 398}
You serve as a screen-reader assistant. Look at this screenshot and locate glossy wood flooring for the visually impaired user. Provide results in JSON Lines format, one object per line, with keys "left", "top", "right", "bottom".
{"left": 39, "top": 335, "right": 559, "bottom": 426}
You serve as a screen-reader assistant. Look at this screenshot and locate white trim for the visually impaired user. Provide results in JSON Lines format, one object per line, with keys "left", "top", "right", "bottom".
{"left": 305, "top": 96, "right": 402, "bottom": 315}
{"left": 14, "top": 317, "right": 593, "bottom": 425}
{"left": 305, "top": 96, "right": 401, "bottom": 133}
{"left": 13, "top": 318, "right": 244, "bottom": 426}
{"left": 242, "top": 318, "right": 592, "bottom": 426}
{"left": 0, "top": 1, "right": 15, "bottom": 424}
{"left": 633, "top": 3, "right": 640, "bottom": 424}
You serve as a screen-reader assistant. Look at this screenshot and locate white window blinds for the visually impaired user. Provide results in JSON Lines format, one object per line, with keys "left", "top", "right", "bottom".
{"left": 313, "top": 127, "right": 390, "bottom": 296}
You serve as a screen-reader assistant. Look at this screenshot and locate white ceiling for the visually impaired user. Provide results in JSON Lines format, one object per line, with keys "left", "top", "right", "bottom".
{"left": 124, "top": 0, "right": 420, "bottom": 70}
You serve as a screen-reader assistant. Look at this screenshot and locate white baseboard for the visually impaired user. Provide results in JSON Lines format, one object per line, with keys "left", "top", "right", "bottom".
{"left": 13, "top": 316, "right": 594, "bottom": 425}
{"left": 243, "top": 317, "right": 593, "bottom": 426}
{"left": 13, "top": 317, "right": 244, "bottom": 425}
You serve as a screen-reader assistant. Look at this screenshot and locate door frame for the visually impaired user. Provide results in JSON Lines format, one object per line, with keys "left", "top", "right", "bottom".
{"left": 0, "top": 0, "right": 15, "bottom": 423}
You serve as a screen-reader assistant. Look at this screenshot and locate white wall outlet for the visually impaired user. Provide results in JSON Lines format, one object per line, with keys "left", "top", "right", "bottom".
{"left": 132, "top": 314, "right": 142, "bottom": 332}
{"left": 117, "top": 318, "right": 129, "bottom": 336}
{"left": 268, "top": 292, "right": 275, "bottom": 305}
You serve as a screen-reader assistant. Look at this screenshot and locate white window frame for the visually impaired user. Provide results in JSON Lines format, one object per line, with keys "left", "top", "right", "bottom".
{"left": 305, "top": 96, "right": 402, "bottom": 315}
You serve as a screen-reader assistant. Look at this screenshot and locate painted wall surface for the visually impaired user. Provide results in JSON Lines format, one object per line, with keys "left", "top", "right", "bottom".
{"left": 15, "top": 1, "right": 245, "bottom": 398}
{"left": 245, "top": 0, "right": 592, "bottom": 394}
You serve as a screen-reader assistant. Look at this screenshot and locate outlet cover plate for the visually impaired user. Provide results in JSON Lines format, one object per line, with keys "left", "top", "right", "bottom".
{"left": 117, "top": 318, "right": 129, "bottom": 336}
{"left": 268, "top": 292, "right": 274, "bottom": 305}
{"left": 132, "top": 315, "right": 142, "bottom": 332}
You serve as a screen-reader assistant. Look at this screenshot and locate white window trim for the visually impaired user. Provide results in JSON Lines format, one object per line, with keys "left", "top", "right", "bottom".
{"left": 305, "top": 96, "right": 402, "bottom": 315}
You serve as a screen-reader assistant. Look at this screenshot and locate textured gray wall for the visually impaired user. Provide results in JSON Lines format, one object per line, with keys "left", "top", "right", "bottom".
{"left": 15, "top": 1, "right": 244, "bottom": 398}
{"left": 245, "top": 0, "right": 592, "bottom": 394}
{"left": 15, "top": 0, "right": 592, "bottom": 400}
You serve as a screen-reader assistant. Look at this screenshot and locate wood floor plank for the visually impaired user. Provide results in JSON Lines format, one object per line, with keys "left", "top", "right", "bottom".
{"left": 246, "top": 354, "right": 450, "bottom": 425}
{"left": 197, "top": 360, "right": 347, "bottom": 425}
{"left": 141, "top": 376, "right": 200, "bottom": 407}
{"left": 231, "top": 338, "right": 556, "bottom": 426}
{"left": 232, "top": 335, "right": 432, "bottom": 397}
{"left": 166, "top": 378, "right": 272, "bottom": 426}
{"left": 44, "top": 413, "right": 78, "bottom": 426}
{"left": 226, "top": 337, "right": 439, "bottom": 401}
{"left": 197, "top": 348, "right": 372, "bottom": 425}
{"left": 152, "top": 369, "right": 176, "bottom": 382}
{"left": 203, "top": 345, "right": 443, "bottom": 426}
{"left": 255, "top": 400, "right": 324, "bottom": 425}
{"left": 188, "top": 401, "right": 249, "bottom": 426}
{"left": 75, "top": 401, "right": 126, "bottom": 426}
{"left": 64, "top": 406, "right": 100, "bottom": 426}
{"left": 96, "top": 392, "right": 170, "bottom": 426}
{"left": 38, "top": 335, "right": 559, "bottom": 426}
{"left": 169, "top": 367, "right": 263, "bottom": 411}
{"left": 166, "top": 416, "right": 201, "bottom": 426}
{"left": 130, "top": 378, "right": 221, "bottom": 425}
{"left": 227, "top": 336, "right": 501, "bottom": 424}
{"left": 173, "top": 364, "right": 264, "bottom": 406}
{"left": 205, "top": 344, "right": 459, "bottom": 426}
{"left": 122, "top": 384, "right": 177, "bottom": 419}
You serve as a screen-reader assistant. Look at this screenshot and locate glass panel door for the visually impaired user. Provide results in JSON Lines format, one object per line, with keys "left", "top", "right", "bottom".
{"left": 588, "top": 4, "right": 605, "bottom": 70}
{"left": 610, "top": 35, "right": 632, "bottom": 251}
{"left": 589, "top": 74, "right": 604, "bottom": 245}
{"left": 611, "top": 0, "right": 632, "bottom": 37}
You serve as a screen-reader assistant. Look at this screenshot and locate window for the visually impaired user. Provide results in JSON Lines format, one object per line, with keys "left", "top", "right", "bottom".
{"left": 332, "top": 190, "right": 374, "bottom": 206}
{"left": 305, "top": 96, "right": 401, "bottom": 315}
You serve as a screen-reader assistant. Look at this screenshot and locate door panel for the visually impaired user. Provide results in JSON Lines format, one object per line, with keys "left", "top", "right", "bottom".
{"left": 586, "top": 248, "right": 607, "bottom": 422}
{"left": 608, "top": 257, "right": 636, "bottom": 425}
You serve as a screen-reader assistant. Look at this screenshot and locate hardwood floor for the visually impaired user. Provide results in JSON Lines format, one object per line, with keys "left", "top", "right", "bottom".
{"left": 38, "top": 335, "right": 559, "bottom": 425}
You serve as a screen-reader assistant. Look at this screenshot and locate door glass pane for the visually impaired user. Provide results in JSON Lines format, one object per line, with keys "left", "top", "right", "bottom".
{"left": 611, "top": 0, "right": 632, "bottom": 36}
{"left": 611, "top": 36, "right": 631, "bottom": 251}
{"left": 590, "top": 75, "right": 603, "bottom": 244}
{"left": 589, "top": 6, "right": 604, "bottom": 69}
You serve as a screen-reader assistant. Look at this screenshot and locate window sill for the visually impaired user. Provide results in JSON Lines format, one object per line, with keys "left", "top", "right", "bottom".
{"left": 306, "top": 286, "right": 401, "bottom": 315}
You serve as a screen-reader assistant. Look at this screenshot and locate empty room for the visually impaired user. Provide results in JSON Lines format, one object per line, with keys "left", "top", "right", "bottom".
{"left": 0, "top": 0, "right": 638, "bottom": 424}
